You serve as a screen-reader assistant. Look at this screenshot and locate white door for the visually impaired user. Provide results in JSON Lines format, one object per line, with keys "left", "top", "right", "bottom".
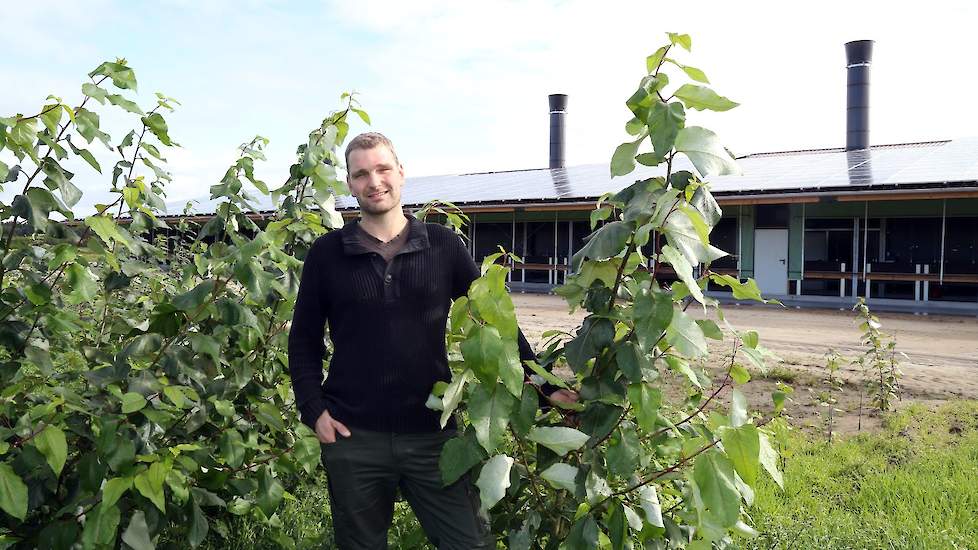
{"left": 754, "top": 229, "right": 788, "bottom": 295}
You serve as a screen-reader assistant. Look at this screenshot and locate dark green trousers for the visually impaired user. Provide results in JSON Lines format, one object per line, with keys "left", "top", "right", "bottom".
{"left": 320, "top": 428, "right": 492, "bottom": 550}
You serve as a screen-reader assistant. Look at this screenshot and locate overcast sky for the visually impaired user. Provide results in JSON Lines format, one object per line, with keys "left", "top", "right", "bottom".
{"left": 3, "top": 0, "right": 976, "bottom": 213}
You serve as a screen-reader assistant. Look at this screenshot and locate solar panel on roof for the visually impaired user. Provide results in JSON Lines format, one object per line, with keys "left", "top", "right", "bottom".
{"left": 166, "top": 138, "right": 978, "bottom": 215}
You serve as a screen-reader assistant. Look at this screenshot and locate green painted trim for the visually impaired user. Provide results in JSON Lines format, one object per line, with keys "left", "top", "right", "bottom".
{"left": 739, "top": 206, "right": 755, "bottom": 278}
{"left": 788, "top": 203, "right": 805, "bottom": 279}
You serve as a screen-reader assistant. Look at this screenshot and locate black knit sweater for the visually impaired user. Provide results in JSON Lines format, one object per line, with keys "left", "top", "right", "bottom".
{"left": 288, "top": 215, "right": 544, "bottom": 433}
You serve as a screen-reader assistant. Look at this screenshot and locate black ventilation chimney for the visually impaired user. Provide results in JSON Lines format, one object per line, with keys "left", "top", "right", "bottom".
{"left": 549, "top": 94, "right": 567, "bottom": 168}
{"left": 845, "top": 40, "right": 873, "bottom": 151}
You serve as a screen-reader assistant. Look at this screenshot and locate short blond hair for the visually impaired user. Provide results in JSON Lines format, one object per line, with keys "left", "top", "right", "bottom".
{"left": 345, "top": 132, "right": 400, "bottom": 167}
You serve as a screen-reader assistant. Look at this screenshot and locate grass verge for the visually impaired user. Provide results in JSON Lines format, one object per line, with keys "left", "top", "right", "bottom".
{"left": 744, "top": 400, "right": 978, "bottom": 549}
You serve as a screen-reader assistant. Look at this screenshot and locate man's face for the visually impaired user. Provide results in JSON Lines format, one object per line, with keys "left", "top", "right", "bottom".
{"left": 346, "top": 145, "right": 405, "bottom": 216}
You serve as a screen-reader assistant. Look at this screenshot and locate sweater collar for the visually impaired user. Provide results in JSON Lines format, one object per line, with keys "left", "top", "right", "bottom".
{"left": 340, "top": 213, "right": 429, "bottom": 256}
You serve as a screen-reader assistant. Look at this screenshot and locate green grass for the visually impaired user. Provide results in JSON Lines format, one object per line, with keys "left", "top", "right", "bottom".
{"left": 743, "top": 400, "right": 978, "bottom": 549}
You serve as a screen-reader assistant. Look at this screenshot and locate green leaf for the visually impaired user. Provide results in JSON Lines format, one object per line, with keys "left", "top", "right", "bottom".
{"left": 663, "top": 208, "right": 727, "bottom": 266}
{"left": 121, "top": 392, "right": 147, "bottom": 414}
{"left": 572, "top": 221, "right": 631, "bottom": 269}
{"left": 693, "top": 451, "right": 741, "bottom": 527}
{"left": 540, "top": 463, "right": 578, "bottom": 493}
{"left": 134, "top": 462, "right": 168, "bottom": 512}
{"left": 647, "top": 101, "right": 685, "bottom": 158}
{"left": 674, "top": 83, "right": 737, "bottom": 112}
{"left": 566, "top": 516, "right": 599, "bottom": 550}
{"left": 675, "top": 126, "right": 741, "bottom": 178}
{"left": 219, "top": 429, "right": 245, "bottom": 468}
{"left": 86, "top": 215, "right": 136, "bottom": 252}
{"left": 759, "top": 432, "right": 784, "bottom": 489}
{"left": 607, "top": 501, "right": 628, "bottom": 550}
{"left": 730, "top": 389, "right": 748, "bottom": 427}
{"left": 9, "top": 118, "right": 37, "bottom": 147}
{"left": 141, "top": 113, "right": 173, "bottom": 146}
{"left": 645, "top": 46, "right": 669, "bottom": 73}
{"left": 627, "top": 383, "right": 661, "bottom": 432}
{"left": 615, "top": 341, "right": 648, "bottom": 383}
{"left": 720, "top": 424, "right": 760, "bottom": 487}
{"left": 526, "top": 426, "right": 589, "bottom": 457}
{"left": 633, "top": 288, "right": 673, "bottom": 351}
{"left": 475, "top": 454, "right": 513, "bottom": 513}
{"left": 611, "top": 138, "right": 641, "bottom": 177}
{"left": 665, "top": 309, "right": 708, "bottom": 358}
{"left": 590, "top": 206, "right": 612, "bottom": 229}
{"left": 101, "top": 476, "right": 133, "bottom": 508}
{"left": 67, "top": 139, "right": 102, "bottom": 172}
{"left": 81, "top": 502, "right": 121, "bottom": 548}
{"left": 710, "top": 274, "right": 766, "bottom": 302}
{"left": 12, "top": 187, "right": 61, "bottom": 232}
{"left": 107, "top": 93, "right": 145, "bottom": 115}
{"left": 439, "top": 369, "right": 471, "bottom": 428}
{"left": 121, "top": 510, "right": 154, "bottom": 550}
{"left": 680, "top": 64, "right": 709, "bottom": 83}
{"left": 564, "top": 317, "right": 615, "bottom": 373}
{"left": 638, "top": 484, "right": 664, "bottom": 527}
{"left": 82, "top": 82, "right": 109, "bottom": 104}
{"left": 189, "top": 500, "right": 208, "bottom": 547}
{"left": 606, "top": 424, "right": 640, "bottom": 479}
{"left": 0, "top": 159, "right": 8, "bottom": 182}
{"left": 469, "top": 383, "right": 515, "bottom": 453}
{"left": 33, "top": 424, "right": 67, "bottom": 476}
{"left": 40, "top": 104, "right": 63, "bottom": 134}
{"left": 468, "top": 265, "right": 519, "bottom": 339}
{"left": 511, "top": 384, "right": 539, "bottom": 436}
{"left": 667, "top": 32, "right": 692, "bottom": 51}
{"left": 460, "top": 324, "right": 505, "bottom": 388}
{"left": 90, "top": 61, "right": 138, "bottom": 90}
{"left": 742, "top": 330, "right": 759, "bottom": 349}
{"left": 0, "top": 463, "right": 28, "bottom": 520}
{"left": 439, "top": 431, "right": 485, "bottom": 486}
{"left": 696, "top": 319, "right": 723, "bottom": 340}
{"left": 257, "top": 466, "right": 284, "bottom": 516}
{"left": 172, "top": 280, "right": 216, "bottom": 312}
{"left": 256, "top": 402, "right": 285, "bottom": 432}
{"left": 659, "top": 244, "right": 705, "bottom": 305}
{"left": 74, "top": 107, "right": 110, "bottom": 146}
{"left": 730, "top": 364, "right": 751, "bottom": 385}
{"left": 352, "top": 107, "right": 371, "bottom": 124}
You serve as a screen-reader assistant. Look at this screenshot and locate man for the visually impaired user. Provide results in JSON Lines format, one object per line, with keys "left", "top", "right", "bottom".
{"left": 287, "top": 132, "right": 577, "bottom": 549}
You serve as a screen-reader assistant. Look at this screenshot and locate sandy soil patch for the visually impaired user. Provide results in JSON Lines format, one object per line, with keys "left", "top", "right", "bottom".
{"left": 512, "top": 293, "right": 978, "bottom": 434}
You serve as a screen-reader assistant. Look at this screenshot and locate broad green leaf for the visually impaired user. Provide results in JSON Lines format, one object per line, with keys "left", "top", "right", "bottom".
{"left": 257, "top": 466, "right": 284, "bottom": 516}
{"left": 680, "top": 64, "right": 709, "bottom": 83}
{"left": 107, "top": 93, "right": 145, "bottom": 115}
{"left": 566, "top": 516, "right": 599, "bottom": 550}
{"left": 189, "top": 500, "right": 208, "bottom": 547}
{"left": 730, "top": 364, "right": 751, "bottom": 384}
{"left": 74, "top": 107, "right": 110, "bottom": 146}
{"left": 141, "top": 112, "right": 173, "bottom": 146}
{"left": 758, "top": 432, "right": 784, "bottom": 488}
{"left": 0, "top": 463, "right": 28, "bottom": 520}
{"left": 469, "top": 383, "right": 515, "bottom": 453}
{"left": 606, "top": 424, "right": 640, "bottom": 478}
{"left": 163, "top": 386, "right": 189, "bottom": 409}
{"left": 611, "top": 139, "right": 641, "bottom": 177}
{"left": 101, "top": 476, "right": 133, "bottom": 508}
{"left": 665, "top": 309, "right": 707, "bottom": 358}
{"left": 33, "top": 424, "right": 67, "bottom": 476}
{"left": 0, "top": 159, "right": 8, "bottom": 182}
{"left": 12, "top": 187, "right": 61, "bottom": 232}
{"left": 647, "top": 101, "right": 685, "bottom": 158}
{"left": 9, "top": 118, "right": 37, "bottom": 147}
{"left": 627, "top": 383, "right": 661, "bottom": 432}
{"left": 134, "top": 461, "right": 168, "bottom": 512}
{"left": 475, "top": 454, "right": 513, "bottom": 513}
{"left": 540, "top": 463, "right": 578, "bottom": 493}
{"left": 659, "top": 244, "right": 705, "bottom": 305}
{"left": 219, "top": 429, "right": 245, "bottom": 468}
{"left": 524, "top": 360, "right": 570, "bottom": 390}
{"left": 121, "top": 392, "right": 147, "bottom": 414}
{"left": 508, "top": 512, "right": 542, "bottom": 550}
{"left": 674, "top": 84, "right": 737, "bottom": 112}
{"left": 730, "top": 389, "right": 748, "bottom": 427}
{"left": 638, "top": 484, "right": 664, "bottom": 527}
{"left": 663, "top": 208, "right": 727, "bottom": 266}
{"left": 607, "top": 501, "right": 628, "bottom": 550}
{"left": 615, "top": 341, "right": 648, "bottom": 383}
{"left": 697, "top": 319, "right": 723, "bottom": 340}
{"left": 81, "top": 502, "right": 121, "bottom": 548}
{"left": 511, "top": 384, "right": 539, "bottom": 436}
{"left": 90, "top": 61, "right": 138, "bottom": 90}
{"left": 256, "top": 402, "right": 285, "bottom": 432}
{"left": 172, "top": 280, "right": 216, "bottom": 311}
{"left": 666, "top": 355, "right": 701, "bottom": 388}
{"left": 675, "top": 126, "right": 741, "bottom": 178}
{"left": 590, "top": 206, "right": 612, "bottom": 229}
{"left": 667, "top": 32, "right": 692, "bottom": 51}
{"left": 527, "top": 426, "right": 589, "bottom": 457}
{"left": 572, "top": 221, "right": 631, "bottom": 269}
{"left": 82, "top": 82, "right": 109, "bottom": 103}
{"left": 439, "top": 431, "right": 485, "bottom": 486}
{"left": 585, "top": 471, "right": 612, "bottom": 504}
{"left": 742, "top": 330, "right": 759, "bottom": 349}
{"left": 709, "top": 274, "right": 765, "bottom": 302}
{"left": 439, "top": 369, "right": 471, "bottom": 428}
{"left": 460, "top": 324, "right": 503, "bottom": 387}
{"left": 564, "top": 317, "right": 615, "bottom": 373}
{"left": 67, "top": 139, "right": 102, "bottom": 172}
{"left": 40, "top": 103, "right": 63, "bottom": 133}
{"left": 86, "top": 216, "right": 136, "bottom": 252}
{"left": 633, "top": 288, "right": 673, "bottom": 351}
{"left": 720, "top": 424, "right": 760, "bottom": 487}
{"left": 121, "top": 510, "right": 153, "bottom": 550}
{"left": 693, "top": 451, "right": 741, "bottom": 527}
{"left": 645, "top": 46, "right": 669, "bottom": 73}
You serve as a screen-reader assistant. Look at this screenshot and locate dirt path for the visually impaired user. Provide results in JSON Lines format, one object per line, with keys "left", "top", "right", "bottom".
{"left": 512, "top": 293, "right": 978, "bottom": 433}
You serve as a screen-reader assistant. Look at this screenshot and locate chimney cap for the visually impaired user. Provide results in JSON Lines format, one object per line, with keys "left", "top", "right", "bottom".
{"left": 549, "top": 94, "right": 567, "bottom": 112}
{"left": 845, "top": 40, "right": 874, "bottom": 66}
